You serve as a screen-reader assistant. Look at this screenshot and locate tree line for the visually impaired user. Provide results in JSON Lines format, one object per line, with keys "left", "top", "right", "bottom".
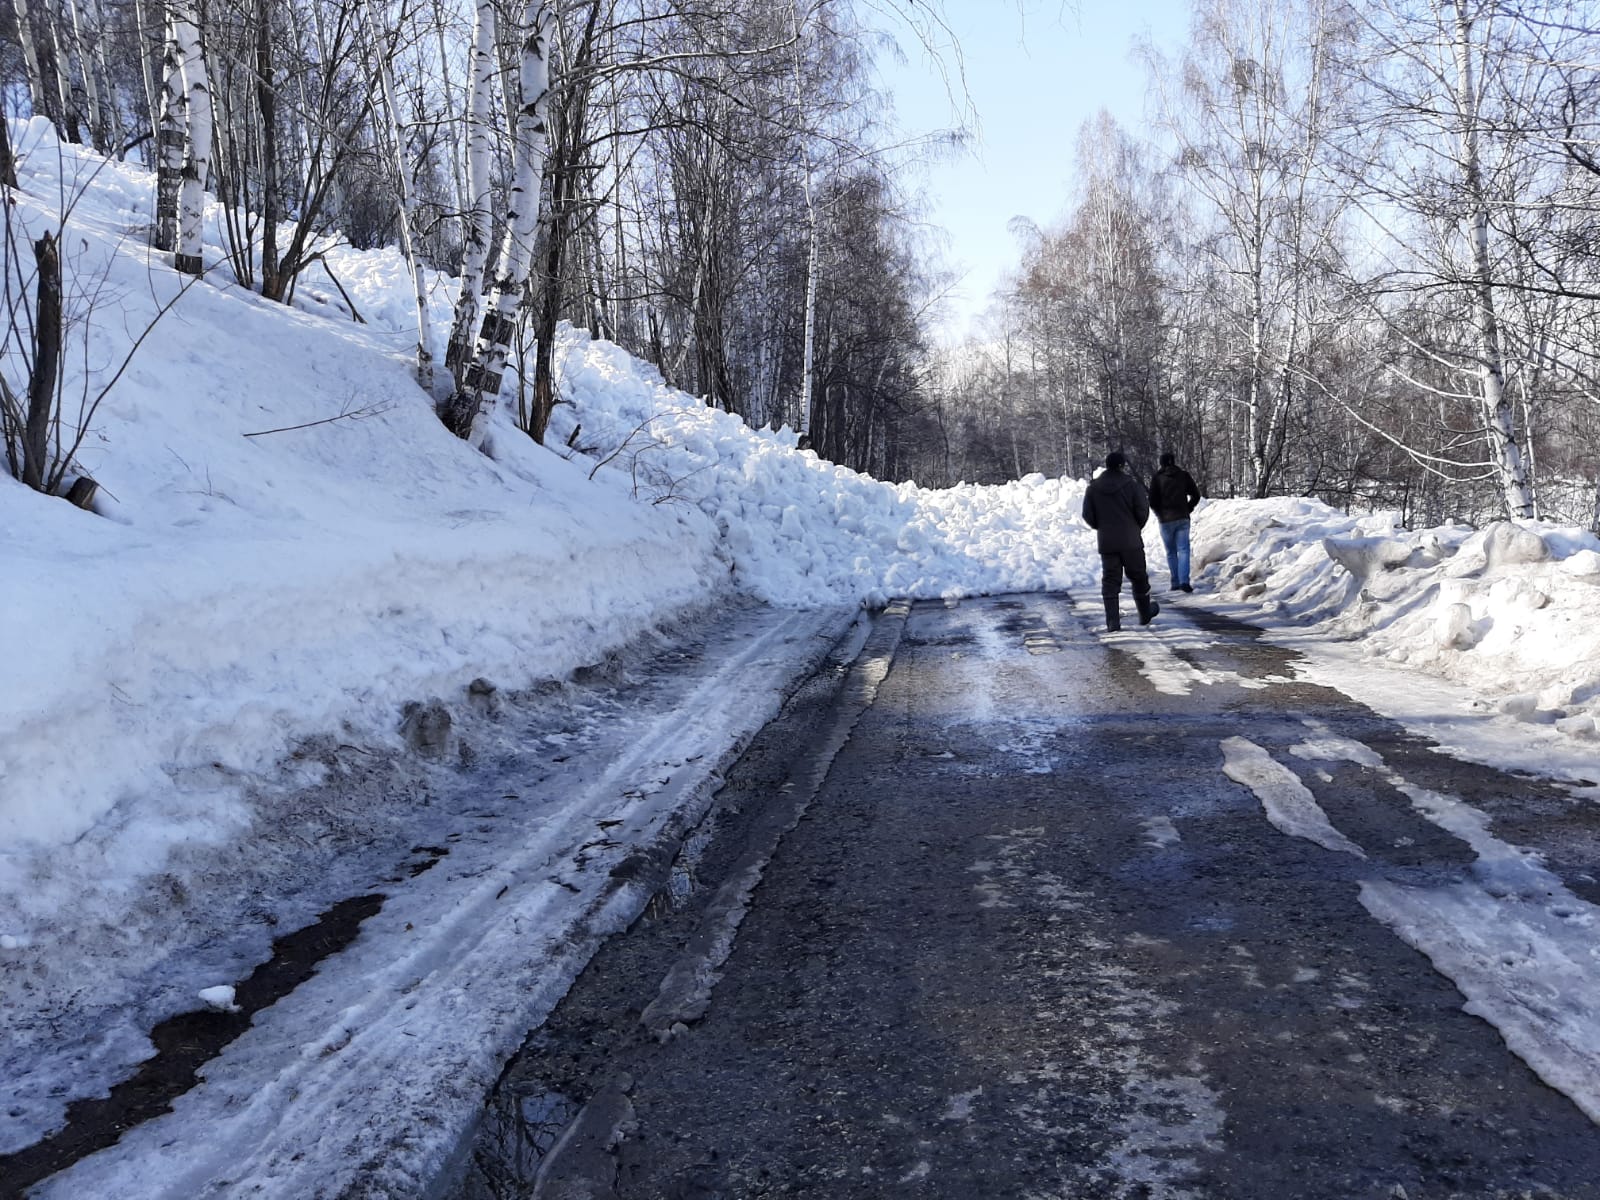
{"left": 10, "top": 0, "right": 1597, "bottom": 533}
{"left": 2, "top": 0, "right": 953, "bottom": 491}
{"left": 939, "top": 0, "right": 1600, "bottom": 530}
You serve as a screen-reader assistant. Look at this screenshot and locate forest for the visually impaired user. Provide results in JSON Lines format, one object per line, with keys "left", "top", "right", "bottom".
{"left": 4, "top": 0, "right": 1600, "bottom": 530}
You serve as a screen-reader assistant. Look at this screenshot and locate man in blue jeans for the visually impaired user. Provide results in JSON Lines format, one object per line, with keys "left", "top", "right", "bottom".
{"left": 1147, "top": 452, "right": 1202, "bottom": 592}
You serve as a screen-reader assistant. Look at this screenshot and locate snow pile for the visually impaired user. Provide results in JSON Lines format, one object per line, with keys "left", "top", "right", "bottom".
{"left": 1190, "top": 497, "right": 1600, "bottom": 739}
{"left": 0, "top": 123, "right": 719, "bottom": 859}
{"left": 548, "top": 330, "right": 1092, "bottom": 606}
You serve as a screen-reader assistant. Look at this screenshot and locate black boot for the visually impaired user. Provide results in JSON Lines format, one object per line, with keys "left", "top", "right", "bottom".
{"left": 1135, "top": 593, "right": 1160, "bottom": 626}
{"left": 1103, "top": 597, "right": 1121, "bottom": 632}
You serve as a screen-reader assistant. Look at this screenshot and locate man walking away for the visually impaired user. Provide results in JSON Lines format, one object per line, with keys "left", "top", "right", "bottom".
{"left": 1081, "top": 451, "right": 1159, "bottom": 632}
{"left": 1147, "top": 452, "right": 1202, "bottom": 593}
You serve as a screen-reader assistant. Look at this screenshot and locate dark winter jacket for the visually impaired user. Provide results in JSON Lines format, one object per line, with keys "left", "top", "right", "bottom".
{"left": 1148, "top": 464, "right": 1201, "bottom": 524}
{"left": 1081, "top": 468, "right": 1151, "bottom": 557}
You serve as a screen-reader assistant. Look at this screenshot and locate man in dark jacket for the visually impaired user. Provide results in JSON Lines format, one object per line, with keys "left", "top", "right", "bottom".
{"left": 1081, "top": 451, "right": 1158, "bottom": 632}
{"left": 1147, "top": 452, "right": 1202, "bottom": 593}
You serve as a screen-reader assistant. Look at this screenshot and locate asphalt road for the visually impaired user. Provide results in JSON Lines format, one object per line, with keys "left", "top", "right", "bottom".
{"left": 447, "top": 593, "right": 1600, "bottom": 1200}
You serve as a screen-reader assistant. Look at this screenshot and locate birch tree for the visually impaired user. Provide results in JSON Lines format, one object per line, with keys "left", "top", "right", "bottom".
{"left": 154, "top": 1, "right": 188, "bottom": 252}
{"left": 1443, "top": 0, "right": 1531, "bottom": 517}
{"left": 444, "top": 0, "right": 498, "bottom": 384}
{"left": 442, "top": 0, "right": 554, "bottom": 446}
{"left": 172, "top": 1, "right": 213, "bottom": 276}
{"left": 1334, "top": 0, "right": 1538, "bottom": 520}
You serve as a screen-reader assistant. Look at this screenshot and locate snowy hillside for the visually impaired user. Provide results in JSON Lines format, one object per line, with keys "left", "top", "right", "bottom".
{"left": 0, "top": 121, "right": 1098, "bottom": 859}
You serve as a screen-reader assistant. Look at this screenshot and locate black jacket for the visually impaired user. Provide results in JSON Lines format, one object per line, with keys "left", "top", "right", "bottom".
{"left": 1081, "top": 468, "right": 1150, "bottom": 557}
{"left": 1148, "top": 464, "right": 1201, "bottom": 524}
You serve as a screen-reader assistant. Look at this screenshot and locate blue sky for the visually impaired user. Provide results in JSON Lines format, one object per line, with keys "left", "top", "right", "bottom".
{"left": 873, "top": 0, "right": 1192, "bottom": 341}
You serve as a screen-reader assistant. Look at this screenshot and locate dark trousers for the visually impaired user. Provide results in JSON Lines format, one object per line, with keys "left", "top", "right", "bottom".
{"left": 1100, "top": 550, "right": 1153, "bottom": 629}
{"left": 1100, "top": 550, "right": 1151, "bottom": 602}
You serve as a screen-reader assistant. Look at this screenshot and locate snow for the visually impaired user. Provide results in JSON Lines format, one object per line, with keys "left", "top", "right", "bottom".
{"left": 1191, "top": 497, "right": 1600, "bottom": 775}
{"left": 7, "top": 121, "right": 1600, "bottom": 1192}
{"left": 1219, "top": 736, "right": 1368, "bottom": 859}
{"left": 1283, "top": 723, "right": 1600, "bottom": 1125}
{"left": 197, "top": 985, "right": 239, "bottom": 1013}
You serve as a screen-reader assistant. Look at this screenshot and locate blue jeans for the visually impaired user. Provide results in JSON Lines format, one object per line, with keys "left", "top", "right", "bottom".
{"left": 1158, "top": 519, "right": 1191, "bottom": 587}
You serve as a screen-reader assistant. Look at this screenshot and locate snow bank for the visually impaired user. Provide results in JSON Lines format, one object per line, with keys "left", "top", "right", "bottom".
{"left": 0, "top": 123, "right": 1097, "bottom": 866}
{"left": 0, "top": 125, "right": 718, "bottom": 861}
{"left": 1191, "top": 497, "right": 1600, "bottom": 738}
{"left": 549, "top": 329, "right": 1095, "bottom": 607}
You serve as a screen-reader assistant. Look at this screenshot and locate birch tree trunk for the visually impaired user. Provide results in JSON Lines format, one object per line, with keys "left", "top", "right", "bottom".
{"left": 444, "top": 0, "right": 553, "bottom": 446}
{"left": 154, "top": 3, "right": 187, "bottom": 252}
{"left": 257, "top": 0, "right": 282, "bottom": 298}
{"left": 359, "top": 0, "right": 434, "bottom": 391}
{"left": 173, "top": 2, "right": 211, "bottom": 276}
{"left": 796, "top": 171, "right": 819, "bottom": 441}
{"left": 790, "top": 0, "right": 818, "bottom": 442}
{"left": 445, "top": 0, "right": 498, "bottom": 384}
{"left": 1245, "top": 149, "right": 1268, "bottom": 496}
{"left": 1445, "top": 0, "right": 1533, "bottom": 520}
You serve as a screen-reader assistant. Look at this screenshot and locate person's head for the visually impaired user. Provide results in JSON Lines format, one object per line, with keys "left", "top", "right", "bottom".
{"left": 1105, "top": 451, "right": 1128, "bottom": 473}
{"left": 1160, "top": 452, "right": 1175, "bottom": 467}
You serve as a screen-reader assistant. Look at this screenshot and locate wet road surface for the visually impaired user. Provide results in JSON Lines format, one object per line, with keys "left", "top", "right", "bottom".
{"left": 449, "top": 593, "right": 1600, "bottom": 1200}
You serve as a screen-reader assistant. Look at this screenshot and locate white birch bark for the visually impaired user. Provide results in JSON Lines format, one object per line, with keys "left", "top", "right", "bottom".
{"left": 452, "top": 0, "right": 553, "bottom": 447}
{"left": 173, "top": 3, "right": 211, "bottom": 275}
{"left": 154, "top": 3, "right": 187, "bottom": 251}
{"left": 790, "top": 1, "right": 817, "bottom": 442}
{"left": 1445, "top": 0, "right": 1533, "bottom": 519}
{"left": 359, "top": 0, "right": 435, "bottom": 391}
{"left": 446, "top": 0, "right": 498, "bottom": 381}
{"left": 798, "top": 178, "right": 819, "bottom": 440}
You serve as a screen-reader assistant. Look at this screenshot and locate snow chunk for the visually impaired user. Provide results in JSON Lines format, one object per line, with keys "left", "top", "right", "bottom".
{"left": 198, "top": 985, "right": 240, "bottom": 1013}
{"left": 1322, "top": 535, "right": 1412, "bottom": 581}
{"left": 1562, "top": 549, "right": 1600, "bottom": 578}
{"left": 1436, "top": 603, "right": 1485, "bottom": 650}
{"left": 1483, "top": 521, "right": 1550, "bottom": 569}
{"left": 1555, "top": 714, "right": 1598, "bottom": 739}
